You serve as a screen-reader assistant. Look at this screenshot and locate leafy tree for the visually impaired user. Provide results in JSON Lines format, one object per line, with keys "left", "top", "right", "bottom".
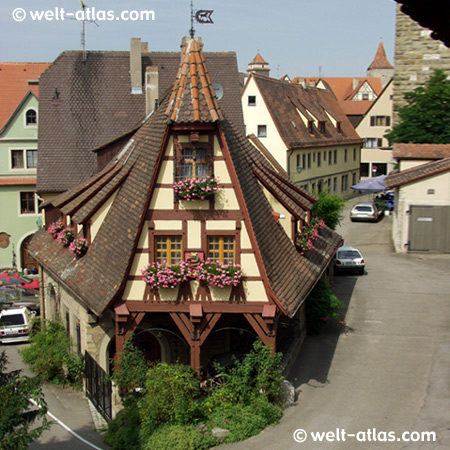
{"left": 385, "top": 69, "right": 450, "bottom": 144}
{"left": 312, "top": 191, "right": 345, "bottom": 230}
{"left": 0, "top": 351, "right": 49, "bottom": 449}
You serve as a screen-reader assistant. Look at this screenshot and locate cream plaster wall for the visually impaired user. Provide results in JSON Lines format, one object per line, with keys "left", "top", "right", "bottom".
{"left": 244, "top": 280, "right": 269, "bottom": 302}
{"left": 240, "top": 223, "right": 252, "bottom": 250}
{"left": 242, "top": 77, "right": 288, "bottom": 169}
{"left": 392, "top": 172, "right": 450, "bottom": 253}
{"left": 90, "top": 190, "right": 118, "bottom": 240}
{"left": 187, "top": 221, "right": 202, "bottom": 248}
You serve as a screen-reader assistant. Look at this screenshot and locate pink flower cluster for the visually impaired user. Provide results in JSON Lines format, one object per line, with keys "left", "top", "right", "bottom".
{"left": 69, "top": 238, "right": 88, "bottom": 257}
{"left": 141, "top": 261, "right": 189, "bottom": 289}
{"left": 295, "top": 217, "right": 326, "bottom": 256}
{"left": 56, "top": 228, "right": 75, "bottom": 246}
{"left": 47, "top": 220, "right": 64, "bottom": 238}
{"left": 197, "top": 260, "right": 243, "bottom": 288}
{"left": 173, "top": 175, "right": 219, "bottom": 201}
{"left": 141, "top": 259, "right": 244, "bottom": 290}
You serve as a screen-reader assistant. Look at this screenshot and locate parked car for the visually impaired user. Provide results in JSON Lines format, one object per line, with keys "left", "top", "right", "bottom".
{"left": 0, "top": 273, "right": 39, "bottom": 290}
{"left": 0, "top": 306, "right": 36, "bottom": 344}
{"left": 350, "top": 202, "right": 382, "bottom": 222}
{"left": 335, "top": 246, "right": 365, "bottom": 275}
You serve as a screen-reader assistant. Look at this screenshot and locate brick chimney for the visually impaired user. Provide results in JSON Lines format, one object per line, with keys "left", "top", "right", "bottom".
{"left": 130, "top": 38, "right": 143, "bottom": 94}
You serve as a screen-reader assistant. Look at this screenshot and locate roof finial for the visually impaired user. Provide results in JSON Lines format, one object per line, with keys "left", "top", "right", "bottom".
{"left": 189, "top": 1, "right": 214, "bottom": 38}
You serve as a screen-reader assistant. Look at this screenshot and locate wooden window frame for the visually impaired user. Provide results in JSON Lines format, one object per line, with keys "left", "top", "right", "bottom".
{"left": 154, "top": 235, "right": 183, "bottom": 264}
{"left": 207, "top": 235, "right": 236, "bottom": 265}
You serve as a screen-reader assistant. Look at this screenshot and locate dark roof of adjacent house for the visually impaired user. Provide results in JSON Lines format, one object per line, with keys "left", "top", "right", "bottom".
{"left": 37, "top": 48, "right": 243, "bottom": 195}
{"left": 392, "top": 143, "right": 450, "bottom": 160}
{"left": 0, "top": 62, "right": 50, "bottom": 130}
{"left": 251, "top": 74, "right": 362, "bottom": 149}
{"left": 386, "top": 157, "right": 450, "bottom": 188}
{"left": 28, "top": 38, "right": 342, "bottom": 319}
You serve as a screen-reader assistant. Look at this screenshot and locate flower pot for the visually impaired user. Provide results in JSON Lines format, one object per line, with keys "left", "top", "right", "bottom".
{"left": 209, "top": 285, "right": 232, "bottom": 302}
{"left": 158, "top": 285, "right": 180, "bottom": 301}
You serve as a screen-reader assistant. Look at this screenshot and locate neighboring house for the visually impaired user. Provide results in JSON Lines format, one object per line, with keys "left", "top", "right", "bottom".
{"left": 0, "top": 62, "right": 50, "bottom": 271}
{"left": 386, "top": 144, "right": 450, "bottom": 253}
{"left": 356, "top": 79, "right": 395, "bottom": 178}
{"left": 242, "top": 73, "right": 362, "bottom": 196}
{"left": 37, "top": 38, "right": 244, "bottom": 203}
{"left": 28, "top": 37, "right": 342, "bottom": 420}
{"left": 292, "top": 43, "right": 393, "bottom": 128}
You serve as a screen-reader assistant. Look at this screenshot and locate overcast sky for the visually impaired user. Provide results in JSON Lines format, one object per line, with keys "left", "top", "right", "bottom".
{"left": 1, "top": 0, "right": 397, "bottom": 77}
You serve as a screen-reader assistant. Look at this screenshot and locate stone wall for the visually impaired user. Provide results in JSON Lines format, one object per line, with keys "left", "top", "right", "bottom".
{"left": 393, "top": 5, "right": 450, "bottom": 125}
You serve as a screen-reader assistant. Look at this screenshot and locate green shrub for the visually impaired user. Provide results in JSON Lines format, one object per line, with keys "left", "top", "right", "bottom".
{"left": 104, "top": 395, "right": 142, "bottom": 450}
{"left": 220, "top": 340, "right": 283, "bottom": 403}
{"left": 142, "top": 424, "right": 217, "bottom": 450}
{"left": 110, "top": 336, "right": 149, "bottom": 394}
{"left": 138, "top": 363, "right": 203, "bottom": 435}
{"left": 311, "top": 191, "right": 345, "bottom": 230}
{"left": 306, "top": 280, "right": 344, "bottom": 334}
{"left": 20, "top": 320, "right": 83, "bottom": 387}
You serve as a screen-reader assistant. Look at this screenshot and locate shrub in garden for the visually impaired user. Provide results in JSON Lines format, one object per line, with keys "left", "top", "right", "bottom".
{"left": 20, "top": 320, "right": 83, "bottom": 387}
{"left": 139, "top": 363, "right": 203, "bottom": 434}
{"left": 306, "top": 279, "right": 344, "bottom": 334}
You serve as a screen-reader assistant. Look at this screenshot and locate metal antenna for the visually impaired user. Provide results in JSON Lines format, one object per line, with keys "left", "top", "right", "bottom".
{"left": 71, "top": 1, "right": 99, "bottom": 63}
{"left": 189, "top": 0, "right": 195, "bottom": 38}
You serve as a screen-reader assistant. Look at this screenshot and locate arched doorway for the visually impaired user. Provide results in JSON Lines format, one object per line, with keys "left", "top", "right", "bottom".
{"left": 134, "top": 331, "right": 162, "bottom": 363}
{"left": 21, "top": 234, "right": 38, "bottom": 272}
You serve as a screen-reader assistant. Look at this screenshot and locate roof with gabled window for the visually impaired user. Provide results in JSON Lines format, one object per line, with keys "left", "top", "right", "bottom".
{"left": 28, "top": 37, "right": 342, "bottom": 318}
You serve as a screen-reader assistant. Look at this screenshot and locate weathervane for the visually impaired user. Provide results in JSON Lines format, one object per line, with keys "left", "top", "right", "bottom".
{"left": 189, "top": 0, "right": 214, "bottom": 38}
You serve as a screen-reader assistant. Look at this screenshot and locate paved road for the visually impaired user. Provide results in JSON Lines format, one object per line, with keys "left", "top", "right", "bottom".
{"left": 224, "top": 195, "right": 450, "bottom": 449}
{"left": 1, "top": 344, "right": 109, "bottom": 450}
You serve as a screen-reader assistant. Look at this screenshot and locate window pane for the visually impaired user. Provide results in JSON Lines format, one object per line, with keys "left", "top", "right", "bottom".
{"left": 20, "top": 192, "right": 35, "bottom": 214}
{"left": 26, "top": 110, "right": 37, "bottom": 125}
{"left": 208, "top": 236, "right": 235, "bottom": 264}
{"left": 155, "top": 236, "right": 181, "bottom": 264}
{"left": 26, "top": 150, "right": 37, "bottom": 168}
{"left": 11, "top": 150, "right": 24, "bottom": 169}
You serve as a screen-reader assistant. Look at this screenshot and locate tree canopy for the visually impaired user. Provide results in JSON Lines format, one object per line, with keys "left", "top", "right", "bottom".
{"left": 0, "top": 351, "right": 49, "bottom": 449}
{"left": 385, "top": 69, "right": 450, "bottom": 144}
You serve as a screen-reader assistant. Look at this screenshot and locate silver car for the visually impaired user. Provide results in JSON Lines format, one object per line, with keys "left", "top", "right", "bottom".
{"left": 335, "top": 246, "right": 365, "bottom": 275}
{"left": 350, "top": 202, "right": 382, "bottom": 222}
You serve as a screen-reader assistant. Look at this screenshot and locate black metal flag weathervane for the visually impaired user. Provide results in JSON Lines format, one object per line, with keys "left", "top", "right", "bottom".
{"left": 190, "top": 0, "right": 214, "bottom": 38}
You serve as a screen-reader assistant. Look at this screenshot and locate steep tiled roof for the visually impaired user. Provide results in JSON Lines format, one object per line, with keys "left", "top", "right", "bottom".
{"left": 166, "top": 38, "right": 223, "bottom": 123}
{"left": 368, "top": 42, "right": 394, "bottom": 70}
{"left": 0, "top": 62, "right": 50, "bottom": 129}
{"left": 29, "top": 40, "right": 342, "bottom": 319}
{"left": 291, "top": 77, "right": 383, "bottom": 101}
{"left": 37, "top": 49, "right": 243, "bottom": 195}
{"left": 392, "top": 143, "right": 450, "bottom": 160}
{"left": 338, "top": 100, "right": 374, "bottom": 116}
{"left": 252, "top": 74, "right": 362, "bottom": 149}
{"left": 247, "top": 134, "right": 287, "bottom": 175}
{"left": 250, "top": 53, "right": 268, "bottom": 65}
{"left": 386, "top": 157, "right": 450, "bottom": 188}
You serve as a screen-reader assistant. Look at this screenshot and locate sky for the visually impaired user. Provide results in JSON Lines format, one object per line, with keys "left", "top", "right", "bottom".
{"left": 1, "top": 0, "right": 397, "bottom": 77}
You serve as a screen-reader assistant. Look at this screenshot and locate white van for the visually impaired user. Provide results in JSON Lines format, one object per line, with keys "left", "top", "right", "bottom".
{"left": 0, "top": 306, "right": 36, "bottom": 344}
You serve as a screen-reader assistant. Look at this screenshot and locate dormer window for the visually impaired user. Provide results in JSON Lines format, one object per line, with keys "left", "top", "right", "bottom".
{"left": 248, "top": 95, "right": 256, "bottom": 106}
{"left": 308, "top": 121, "right": 314, "bottom": 134}
{"left": 25, "top": 109, "right": 37, "bottom": 126}
{"left": 318, "top": 121, "right": 326, "bottom": 133}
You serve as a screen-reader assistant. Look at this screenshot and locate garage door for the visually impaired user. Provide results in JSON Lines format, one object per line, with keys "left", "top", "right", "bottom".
{"left": 409, "top": 205, "right": 450, "bottom": 253}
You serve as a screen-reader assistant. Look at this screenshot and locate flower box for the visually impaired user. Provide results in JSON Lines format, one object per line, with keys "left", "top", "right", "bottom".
{"left": 197, "top": 260, "right": 242, "bottom": 288}
{"left": 56, "top": 228, "right": 75, "bottom": 246}
{"left": 209, "top": 285, "right": 232, "bottom": 301}
{"left": 141, "top": 261, "right": 188, "bottom": 290}
{"left": 69, "top": 238, "right": 88, "bottom": 257}
{"left": 47, "top": 220, "right": 64, "bottom": 238}
{"left": 295, "top": 217, "right": 325, "bottom": 255}
{"left": 173, "top": 175, "right": 220, "bottom": 201}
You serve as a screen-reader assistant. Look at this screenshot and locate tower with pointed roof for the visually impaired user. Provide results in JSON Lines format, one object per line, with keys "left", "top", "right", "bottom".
{"left": 247, "top": 53, "right": 270, "bottom": 77}
{"left": 367, "top": 42, "right": 394, "bottom": 87}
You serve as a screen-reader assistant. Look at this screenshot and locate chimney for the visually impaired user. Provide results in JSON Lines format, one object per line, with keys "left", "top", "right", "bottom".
{"left": 130, "top": 38, "right": 143, "bottom": 94}
{"left": 145, "top": 66, "right": 159, "bottom": 115}
{"left": 353, "top": 78, "right": 360, "bottom": 89}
